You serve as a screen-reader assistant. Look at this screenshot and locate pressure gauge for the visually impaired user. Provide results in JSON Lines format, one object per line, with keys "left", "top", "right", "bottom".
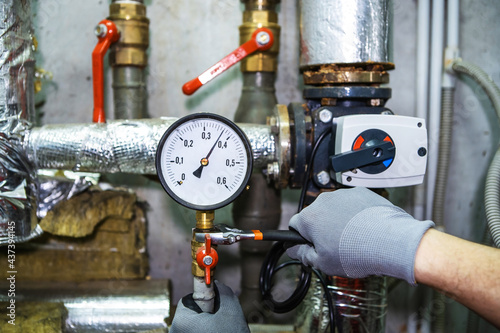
{"left": 156, "top": 113, "right": 253, "bottom": 211}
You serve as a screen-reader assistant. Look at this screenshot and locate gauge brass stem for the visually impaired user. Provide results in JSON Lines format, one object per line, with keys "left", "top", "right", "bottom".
{"left": 192, "top": 210, "right": 216, "bottom": 278}
{"left": 195, "top": 210, "right": 215, "bottom": 230}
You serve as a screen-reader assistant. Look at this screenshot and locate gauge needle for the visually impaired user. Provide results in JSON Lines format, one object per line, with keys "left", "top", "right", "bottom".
{"left": 193, "top": 131, "right": 224, "bottom": 178}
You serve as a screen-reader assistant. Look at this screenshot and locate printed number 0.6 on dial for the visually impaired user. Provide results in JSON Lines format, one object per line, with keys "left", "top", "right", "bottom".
{"left": 155, "top": 113, "right": 253, "bottom": 211}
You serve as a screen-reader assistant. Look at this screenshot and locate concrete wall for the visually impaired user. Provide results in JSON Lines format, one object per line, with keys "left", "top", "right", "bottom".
{"left": 32, "top": 0, "right": 500, "bottom": 331}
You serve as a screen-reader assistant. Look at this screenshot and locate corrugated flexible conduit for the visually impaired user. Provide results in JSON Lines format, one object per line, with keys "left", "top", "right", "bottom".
{"left": 432, "top": 87, "right": 454, "bottom": 229}
{"left": 430, "top": 86, "right": 454, "bottom": 333}
{"left": 452, "top": 60, "right": 500, "bottom": 248}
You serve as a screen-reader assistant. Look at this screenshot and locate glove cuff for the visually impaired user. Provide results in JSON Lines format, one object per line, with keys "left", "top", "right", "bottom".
{"left": 339, "top": 206, "right": 434, "bottom": 285}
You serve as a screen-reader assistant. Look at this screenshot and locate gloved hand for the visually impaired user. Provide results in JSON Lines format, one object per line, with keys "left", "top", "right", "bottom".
{"left": 286, "top": 187, "right": 434, "bottom": 285}
{"left": 170, "top": 281, "right": 249, "bottom": 333}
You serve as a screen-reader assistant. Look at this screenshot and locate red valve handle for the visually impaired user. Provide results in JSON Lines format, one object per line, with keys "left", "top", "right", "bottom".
{"left": 196, "top": 234, "right": 219, "bottom": 285}
{"left": 182, "top": 27, "right": 274, "bottom": 96}
{"left": 92, "top": 19, "right": 120, "bottom": 123}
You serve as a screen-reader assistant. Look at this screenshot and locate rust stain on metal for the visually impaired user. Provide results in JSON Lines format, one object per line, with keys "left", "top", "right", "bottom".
{"left": 303, "top": 64, "right": 391, "bottom": 86}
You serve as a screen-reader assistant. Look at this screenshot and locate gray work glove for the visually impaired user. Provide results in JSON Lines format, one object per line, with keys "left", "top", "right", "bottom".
{"left": 287, "top": 187, "right": 434, "bottom": 285}
{"left": 170, "top": 281, "right": 250, "bottom": 333}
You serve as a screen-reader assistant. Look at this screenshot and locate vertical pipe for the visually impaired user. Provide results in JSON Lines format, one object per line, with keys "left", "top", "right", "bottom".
{"left": 108, "top": 0, "right": 149, "bottom": 120}
{"left": 112, "top": 67, "right": 147, "bottom": 119}
{"left": 233, "top": 73, "right": 281, "bottom": 323}
{"left": 299, "top": 0, "right": 393, "bottom": 68}
{"left": 447, "top": 0, "right": 459, "bottom": 50}
{"left": 413, "top": 0, "right": 430, "bottom": 221}
{"left": 0, "top": 0, "right": 41, "bottom": 245}
{"left": 430, "top": 2, "right": 460, "bottom": 331}
{"left": 191, "top": 210, "right": 216, "bottom": 313}
{"left": 298, "top": 1, "right": 393, "bottom": 332}
{"left": 426, "top": 0, "right": 446, "bottom": 332}
{"left": 233, "top": 0, "right": 281, "bottom": 323}
{"left": 425, "top": 0, "right": 444, "bottom": 222}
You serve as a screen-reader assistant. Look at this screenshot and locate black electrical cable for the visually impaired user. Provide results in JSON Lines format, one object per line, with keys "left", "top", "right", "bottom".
{"left": 259, "top": 241, "right": 311, "bottom": 313}
{"left": 259, "top": 126, "right": 336, "bottom": 332}
{"left": 259, "top": 242, "right": 336, "bottom": 333}
{"left": 297, "top": 127, "right": 333, "bottom": 212}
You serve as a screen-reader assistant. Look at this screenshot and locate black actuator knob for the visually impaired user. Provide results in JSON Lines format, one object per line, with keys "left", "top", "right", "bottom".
{"left": 330, "top": 141, "right": 395, "bottom": 173}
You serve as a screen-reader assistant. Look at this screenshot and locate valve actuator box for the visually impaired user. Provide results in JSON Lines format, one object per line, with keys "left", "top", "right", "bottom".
{"left": 331, "top": 114, "right": 428, "bottom": 188}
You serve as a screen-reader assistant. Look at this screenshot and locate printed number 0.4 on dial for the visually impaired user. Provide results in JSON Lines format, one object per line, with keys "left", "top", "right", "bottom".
{"left": 155, "top": 113, "right": 253, "bottom": 211}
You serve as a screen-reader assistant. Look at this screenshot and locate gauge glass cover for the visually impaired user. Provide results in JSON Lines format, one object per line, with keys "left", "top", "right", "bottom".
{"left": 156, "top": 113, "right": 253, "bottom": 210}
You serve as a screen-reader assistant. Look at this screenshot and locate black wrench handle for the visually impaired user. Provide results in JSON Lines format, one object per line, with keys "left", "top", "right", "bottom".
{"left": 260, "top": 230, "right": 308, "bottom": 244}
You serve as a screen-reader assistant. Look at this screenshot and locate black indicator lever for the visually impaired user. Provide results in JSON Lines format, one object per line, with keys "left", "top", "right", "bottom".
{"left": 330, "top": 141, "right": 395, "bottom": 172}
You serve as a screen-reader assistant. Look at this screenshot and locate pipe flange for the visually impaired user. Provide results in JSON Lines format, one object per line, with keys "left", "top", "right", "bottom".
{"left": 289, "top": 103, "right": 308, "bottom": 188}
{"left": 271, "top": 104, "right": 291, "bottom": 189}
{"left": 303, "top": 87, "right": 392, "bottom": 100}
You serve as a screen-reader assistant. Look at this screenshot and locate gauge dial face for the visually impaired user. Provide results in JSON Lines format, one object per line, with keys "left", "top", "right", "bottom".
{"left": 156, "top": 113, "right": 253, "bottom": 211}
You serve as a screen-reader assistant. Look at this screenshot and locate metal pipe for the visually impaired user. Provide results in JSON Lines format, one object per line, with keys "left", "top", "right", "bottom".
{"left": 234, "top": 3, "right": 282, "bottom": 323}
{"left": 413, "top": 0, "right": 430, "bottom": 221}
{"left": 425, "top": 0, "right": 444, "bottom": 221}
{"left": 0, "top": 0, "right": 40, "bottom": 245}
{"left": 108, "top": 0, "right": 149, "bottom": 120}
{"left": 299, "top": 0, "right": 393, "bottom": 69}
{"left": 426, "top": 3, "right": 445, "bottom": 331}
{"left": 112, "top": 67, "right": 147, "bottom": 119}
{"left": 0, "top": 280, "right": 171, "bottom": 332}
{"left": 191, "top": 210, "right": 216, "bottom": 313}
{"left": 193, "top": 277, "right": 215, "bottom": 313}
{"left": 24, "top": 118, "right": 276, "bottom": 174}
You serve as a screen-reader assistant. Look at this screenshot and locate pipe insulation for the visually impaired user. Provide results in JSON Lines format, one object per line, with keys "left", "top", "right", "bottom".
{"left": 0, "top": 0, "right": 41, "bottom": 245}
{"left": 0, "top": 280, "right": 171, "bottom": 332}
{"left": 299, "top": 0, "right": 393, "bottom": 68}
{"left": 451, "top": 60, "right": 500, "bottom": 247}
{"left": 24, "top": 118, "right": 277, "bottom": 174}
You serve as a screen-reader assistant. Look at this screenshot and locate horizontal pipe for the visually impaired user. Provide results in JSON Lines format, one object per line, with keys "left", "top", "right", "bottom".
{"left": 0, "top": 280, "right": 170, "bottom": 332}
{"left": 24, "top": 118, "right": 277, "bottom": 174}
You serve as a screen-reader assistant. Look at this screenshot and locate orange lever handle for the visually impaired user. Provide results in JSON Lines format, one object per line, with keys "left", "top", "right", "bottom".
{"left": 196, "top": 234, "right": 219, "bottom": 285}
{"left": 92, "top": 19, "right": 120, "bottom": 123}
{"left": 182, "top": 27, "right": 274, "bottom": 96}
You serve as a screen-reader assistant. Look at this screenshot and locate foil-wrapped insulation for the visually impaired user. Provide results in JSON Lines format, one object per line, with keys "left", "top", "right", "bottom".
{"left": 239, "top": 122, "right": 276, "bottom": 167}
{"left": 0, "top": 280, "right": 170, "bottom": 332}
{"left": 295, "top": 278, "right": 331, "bottom": 333}
{"left": 0, "top": 0, "right": 38, "bottom": 245}
{"left": 0, "top": 135, "right": 38, "bottom": 241}
{"left": 37, "top": 175, "right": 92, "bottom": 219}
{"left": 296, "top": 277, "right": 388, "bottom": 332}
{"left": 299, "top": 0, "right": 393, "bottom": 68}
{"left": 26, "top": 119, "right": 277, "bottom": 174}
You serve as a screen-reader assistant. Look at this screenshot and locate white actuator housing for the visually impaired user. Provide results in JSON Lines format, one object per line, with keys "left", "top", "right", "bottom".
{"left": 332, "top": 114, "right": 428, "bottom": 188}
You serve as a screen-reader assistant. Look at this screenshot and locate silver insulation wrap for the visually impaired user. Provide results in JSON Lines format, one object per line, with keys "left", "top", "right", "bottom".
{"left": 0, "top": 280, "right": 171, "bottom": 332}
{"left": 25, "top": 118, "right": 276, "bottom": 174}
{"left": 299, "top": 0, "right": 393, "bottom": 68}
{"left": 295, "top": 277, "right": 387, "bottom": 332}
{"left": 0, "top": 0, "right": 38, "bottom": 245}
{"left": 37, "top": 175, "right": 92, "bottom": 218}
